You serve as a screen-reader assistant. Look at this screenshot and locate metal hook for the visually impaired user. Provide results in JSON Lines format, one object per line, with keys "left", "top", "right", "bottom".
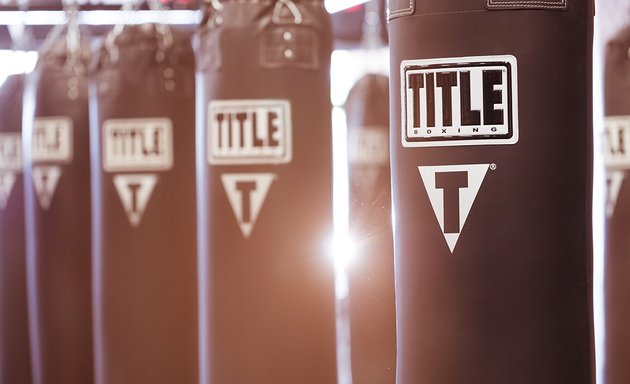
{"left": 272, "top": 0, "right": 303, "bottom": 25}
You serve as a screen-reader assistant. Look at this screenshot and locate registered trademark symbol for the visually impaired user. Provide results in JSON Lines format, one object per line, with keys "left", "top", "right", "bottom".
{"left": 490, "top": 163, "right": 497, "bottom": 171}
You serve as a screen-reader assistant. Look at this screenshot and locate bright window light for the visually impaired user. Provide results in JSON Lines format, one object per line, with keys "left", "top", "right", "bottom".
{"left": 330, "top": 47, "right": 390, "bottom": 289}
{"left": 0, "top": 50, "right": 38, "bottom": 85}
{"left": 331, "top": 48, "right": 390, "bottom": 107}
{"left": 332, "top": 105, "right": 354, "bottom": 384}
{"left": 332, "top": 104, "right": 353, "bottom": 286}
{"left": 0, "top": 10, "right": 200, "bottom": 26}
{"left": 325, "top": 0, "right": 371, "bottom": 13}
{"left": 79, "top": 9, "right": 200, "bottom": 25}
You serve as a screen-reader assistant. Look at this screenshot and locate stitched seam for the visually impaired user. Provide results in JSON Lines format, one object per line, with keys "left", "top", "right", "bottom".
{"left": 388, "top": 0, "right": 413, "bottom": 19}
{"left": 489, "top": 5, "right": 565, "bottom": 8}
{"left": 389, "top": 0, "right": 412, "bottom": 14}
{"left": 216, "top": 0, "right": 324, "bottom": 6}
{"left": 487, "top": 0, "right": 566, "bottom": 8}
{"left": 489, "top": 0, "right": 565, "bottom": 4}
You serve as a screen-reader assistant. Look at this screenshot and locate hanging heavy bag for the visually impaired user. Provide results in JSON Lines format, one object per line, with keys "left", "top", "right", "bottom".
{"left": 22, "top": 27, "right": 93, "bottom": 384}
{"left": 603, "top": 25, "right": 630, "bottom": 384}
{"left": 0, "top": 74, "right": 32, "bottom": 384}
{"left": 388, "top": 1, "right": 594, "bottom": 383}
{"left": 345, "top": 73, "right": 395, "bottom": 384}
{"left": 90, "top": 23, "right": 197, "bottom": 384}
{"left": 195, "top": 1, "right": 337, "bottom": 383}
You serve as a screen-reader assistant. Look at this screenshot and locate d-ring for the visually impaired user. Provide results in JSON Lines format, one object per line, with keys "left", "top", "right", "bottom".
{"left": 272, "top": 0, "right": 303, "bottom": 24}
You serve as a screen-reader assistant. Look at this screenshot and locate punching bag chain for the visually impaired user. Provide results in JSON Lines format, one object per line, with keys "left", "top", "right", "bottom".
{"left": 147, "top": 0, "right": 174, "bottom": 62}
{"left": 62, "top": 0, "right": 85, "bottom": 77}
{"left": 104, "top": 0, "right": 139, "bottom": 64}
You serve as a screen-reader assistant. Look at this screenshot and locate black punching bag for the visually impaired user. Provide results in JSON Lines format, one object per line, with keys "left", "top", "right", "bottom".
{"left": 90, "top": 24, "right": 197, "bottom": 384}
{"left": 195, "top": 1, "right": 337, "bottom": 383}
{"left": 388, "top": 1, "right": 594, "bottom": 383}
{"left": 344, "top": 73, "right": 395, "bottom": 384}
{"left": 23, "top": 32, "right": 92, "bottom": 384}
{"left": 603, "top": 25, "right": 630, "bottom": 384}
{"left": 0, "top": 74, "right": 31, "bottom": 384}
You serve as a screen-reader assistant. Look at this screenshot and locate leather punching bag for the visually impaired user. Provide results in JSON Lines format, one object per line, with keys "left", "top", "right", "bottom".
{"left": 387, "top": 1, "right": 595, "bottom": 383}
{"left": 90, "top": 24, "right": 197, "bottom": 384}
{"left": 195, "top": 1, "right": 337, "bottom": 383}
{"left": 0, "top": 74, "right": 32, "bottom": 384}
{"left": 344, "top": 73, "right": 395, "bottom": 384}
{"left": 23, "top": 34, "right": 93, "bottom": 384}
{"left": 603, "top": 24, "right": 630, "bottom": 384}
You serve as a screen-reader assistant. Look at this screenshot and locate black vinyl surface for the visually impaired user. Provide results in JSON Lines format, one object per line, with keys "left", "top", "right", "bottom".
{"left": 603, "top": 24, "right": 630, "bottom": 384}
{"left": 196, "top": 1, "right": 337, "bottom": 383}
{"left": 90, "top": 25, "right": 198, "bottom": 384}
{"left": 0, "top": 74, "right": 32, "bottom": 384}
{"left": 388, "top": 1, "right": 594, "bottom": 383}
{"left": 23, "top": 37, "right": 93, "bottom": 384}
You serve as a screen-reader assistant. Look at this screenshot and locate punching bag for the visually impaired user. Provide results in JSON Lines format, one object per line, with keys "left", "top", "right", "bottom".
{"left": 345, "top": 73, "right": 395, "bottom": 384}
{"left": 23, "top": 32, "right": 92, "bottom": 384}
{"left": 603, "top": 25, "right": 630, "bottom": 384}
{"left": 90, "top": 23, "right": 197, "bottom": 384}
{"left": 0, "top": 74, "right": 31, "bottom": 384}
{"left": 388, "top": 1, "right": 594, "bottom": 383}
{"left": 195, "top": 1, "right": 337, "bottom": 383}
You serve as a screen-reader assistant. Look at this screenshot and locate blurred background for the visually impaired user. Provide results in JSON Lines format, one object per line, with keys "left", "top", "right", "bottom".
{"left": 0, "top": 0, "right": 625, "bottom": 383}
{"left": 0, "top": 2, "right": 395, "bottom": 384}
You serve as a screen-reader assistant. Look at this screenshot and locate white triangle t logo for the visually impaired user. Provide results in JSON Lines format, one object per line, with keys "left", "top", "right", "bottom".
{"left": 33, "top": 166, "right": 62, "bottom": 210}
{"left": 606, "top": 170, "right": 625, "bottom": 218}
{"left": 221, "top": 173, "right": 275, "bottom": 238}
{"left": 113, "top": 174, "right": 158, "bottom": 227}
{"left": 0, "top": 172, "right": 17, "bottom": 209}
{"left": 419, "top": 164, "right": 490, "bottom": 253}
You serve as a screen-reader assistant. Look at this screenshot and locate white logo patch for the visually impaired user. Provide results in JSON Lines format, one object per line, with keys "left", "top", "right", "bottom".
{"left": 31, "top": 117, "right": 74, "bottom": 210}
{"left": 348, "top": 127, "right": 389, "bottom": 165}
{"left": 605, "top": 116, "right": 630, "bottom": 170}
{"left": 103, "top": 118, "right": 173, "bottom": 227}
{"left": 32, "top": 166, "right": 62, "bottom": 210}
{"left": 0, "top": 172, "right": 16, "bottom": 209}
{"left": 32, "top": 117, "right": 73, "bottom": 163}
{"left": 349, "top": 128, "right": 389, "bottom": 191}
{"left": 208, "top": 100, "right": 292, "bottom": 165}
{"left": 103, "top": 118, "right": 173, "bottom": 172}
{"left": 606, "top": 171, "right": 625, "bottom": 218}
{"left": 0, "top": 133, "right": 23, "bottom": 172}
{"left": 113, "top": 174, "right": 158, "bottom": 227}
{"left": 0, "top": 133, "right": 22, "bottom": 209}
{"left": 221, "top": 173, "right": 275, "bottom": 238}
{"left": 401, "top": 55, "right": 518, "bottom": 147}
{"left": 419, "top": 164, "right": 490, "bottom": 252}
